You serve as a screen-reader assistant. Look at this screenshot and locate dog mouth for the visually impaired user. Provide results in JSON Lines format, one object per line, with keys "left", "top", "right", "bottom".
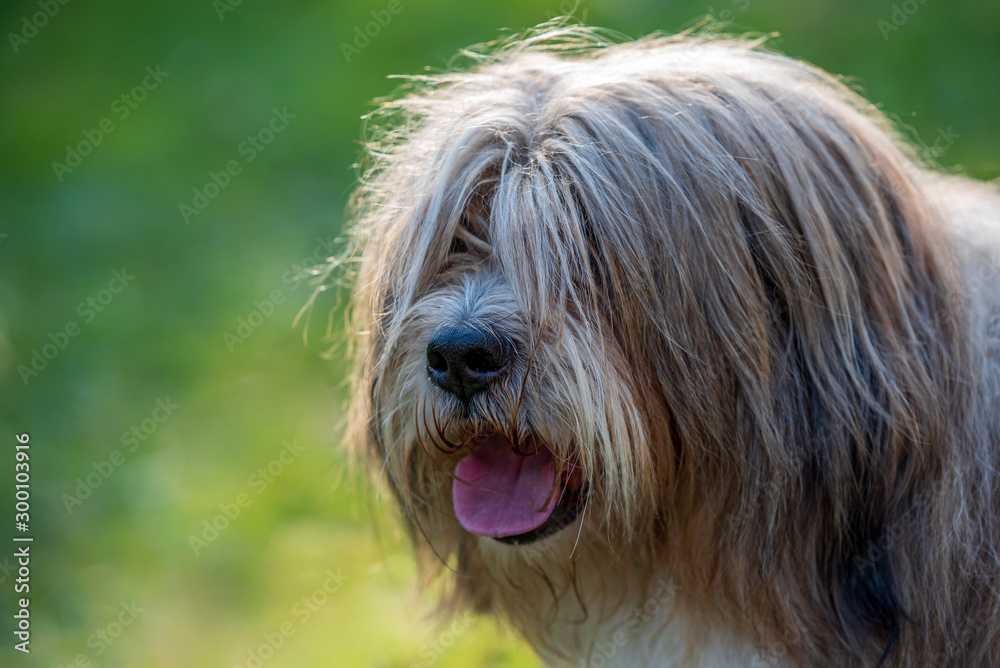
{"left": 451, "top": 434, "right": 585, "bottom": 545}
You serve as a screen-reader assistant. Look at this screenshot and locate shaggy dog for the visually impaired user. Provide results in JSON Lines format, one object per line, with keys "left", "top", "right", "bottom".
{"left": 331, "top": 24, "right": 1000, "bottom": 667}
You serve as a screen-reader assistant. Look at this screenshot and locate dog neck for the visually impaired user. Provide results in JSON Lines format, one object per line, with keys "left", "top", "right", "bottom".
{"left": 476, "top": 531, "right": 776, "bottom": 667}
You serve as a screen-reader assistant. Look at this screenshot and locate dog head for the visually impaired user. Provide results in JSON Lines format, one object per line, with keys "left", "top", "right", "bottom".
{"left": 334, "top": 25, "right": 974, "bottom": 662}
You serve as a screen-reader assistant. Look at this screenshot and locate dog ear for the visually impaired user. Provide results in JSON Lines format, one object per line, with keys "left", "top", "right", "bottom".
{"left": 711, "top": 85, "right": 972, "bottom": 661}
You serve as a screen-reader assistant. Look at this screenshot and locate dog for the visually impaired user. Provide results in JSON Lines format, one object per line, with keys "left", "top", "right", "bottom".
{"left": 330, "top": 23, "right": 1000, "bottom": 667}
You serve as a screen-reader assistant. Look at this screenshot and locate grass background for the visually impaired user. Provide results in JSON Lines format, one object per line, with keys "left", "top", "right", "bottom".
{"left": 0, "top": 0, "right": 997, "bottom": 666}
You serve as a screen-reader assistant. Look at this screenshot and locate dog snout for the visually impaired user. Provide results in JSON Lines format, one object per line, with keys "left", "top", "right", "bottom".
{"left": 426, "top": 326, "right": 511, "bottom": 403}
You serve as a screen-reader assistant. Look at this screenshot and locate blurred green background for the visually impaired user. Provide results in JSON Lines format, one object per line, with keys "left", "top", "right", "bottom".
{"left": 0, "top": 0, "right": 996, "bottom": 666}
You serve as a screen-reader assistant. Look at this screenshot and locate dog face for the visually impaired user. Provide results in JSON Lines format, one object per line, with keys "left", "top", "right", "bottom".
{"left": 355, "top": 169, "right": 659, "bottom": 549}
{"left": 336, "top": 26, "right": 993, "bottom": 665}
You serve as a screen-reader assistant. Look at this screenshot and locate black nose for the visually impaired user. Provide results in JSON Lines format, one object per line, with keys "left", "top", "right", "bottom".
{"left": 426, "top": 327, "right": 510, "bottom": 403}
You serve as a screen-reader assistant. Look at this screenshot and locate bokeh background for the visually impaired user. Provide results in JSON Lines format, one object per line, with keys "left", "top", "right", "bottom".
{"left": 0, "top": 0, "right": 997, "bottom": 666}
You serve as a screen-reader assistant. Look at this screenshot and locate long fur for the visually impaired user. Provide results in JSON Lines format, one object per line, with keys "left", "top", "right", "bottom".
{"left": 329, "top": 23, "right": 1000, "bottom": 667}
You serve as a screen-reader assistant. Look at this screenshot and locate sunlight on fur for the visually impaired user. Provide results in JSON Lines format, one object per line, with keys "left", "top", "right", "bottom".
{"left": 318, "top": 20, "right": 1000, "bottom": 667}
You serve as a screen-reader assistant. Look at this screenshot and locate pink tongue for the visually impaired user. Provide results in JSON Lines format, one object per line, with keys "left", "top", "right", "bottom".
{"left": 452, "top": 435, "right": 560, "bottom": 538}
